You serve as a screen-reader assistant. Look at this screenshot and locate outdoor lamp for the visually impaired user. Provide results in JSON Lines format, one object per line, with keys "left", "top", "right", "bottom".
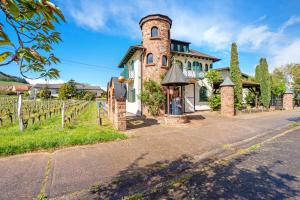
{"left": 118, "top": 76, "right": 126, "bottom": 84}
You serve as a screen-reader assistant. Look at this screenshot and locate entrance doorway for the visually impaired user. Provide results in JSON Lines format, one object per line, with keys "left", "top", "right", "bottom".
{"left": 184, "top": 84, "right": 195, "bottom": 112}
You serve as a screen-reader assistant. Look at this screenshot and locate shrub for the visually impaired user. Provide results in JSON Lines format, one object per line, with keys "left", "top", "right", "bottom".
{"left": 208, "top": 94, "right": 221, "bottom": 111}
{"left": 140, "top": 79, "right": 165, "bottom": 116}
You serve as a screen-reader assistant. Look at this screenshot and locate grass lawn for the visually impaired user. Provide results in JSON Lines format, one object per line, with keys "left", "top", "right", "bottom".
{"left": 0, "top": 81, "right": 28, "bottom": 86}
{"left": 0, "top": 102, "right": 127, "bottom": 156}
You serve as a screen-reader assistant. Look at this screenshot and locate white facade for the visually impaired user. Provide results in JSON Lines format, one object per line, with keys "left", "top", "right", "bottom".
{"left": 174, "top": 54, "right": 213, "bottom": 111}
{"left": 124, "top": 51, "right": 142, "bottom": 115}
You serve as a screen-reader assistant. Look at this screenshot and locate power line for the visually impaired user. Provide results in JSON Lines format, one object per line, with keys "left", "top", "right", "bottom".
{"left": 0, "top": 47, "right": 121, "bottom": 72}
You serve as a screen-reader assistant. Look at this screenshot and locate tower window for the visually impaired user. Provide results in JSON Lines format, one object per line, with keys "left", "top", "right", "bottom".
{"left": 147, "top": 53, "right": 153, "bottom": 64}
{"left": 162, "top": 55, "right": 168, "bottom": 66}
{"left": 151, "top": 26, "right": 158, "bottom": 37}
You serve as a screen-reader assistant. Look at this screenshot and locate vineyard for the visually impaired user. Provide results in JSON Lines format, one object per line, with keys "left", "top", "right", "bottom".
{"left": 0, "top": 96, "right": 126, "bottom": 156}
{"left": 0, "top": 96, "right": 89, "bottom": 129}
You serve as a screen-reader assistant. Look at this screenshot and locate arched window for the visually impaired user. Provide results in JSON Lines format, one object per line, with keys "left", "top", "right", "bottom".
{"left": 199, "top": 86, "right": 208, "bottom": 102}
{"left": 162, "top": 55, "right": 167, "bottom": 66}
{"left": 147, "top": 53, "right": 153, "bottom": 64}
{"left": 205, "top": 64, "right": 209, "bottom": 71}
{"left": 187, "top": 61, "right": 191, "bottom": 70}
{"left": 210, "top": 64, "right": 213, "bottom": 69}
{"left": 193, "top": 61, "right": 199, "bottom": 71}
{"left": 199, "top": 63, "right": 203, "bottom": 71}
{"left": 151, "top": 26, "right": 158, "bottom": 37}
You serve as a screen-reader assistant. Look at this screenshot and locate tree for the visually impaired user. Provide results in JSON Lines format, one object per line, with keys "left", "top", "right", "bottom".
{"left": 230, "top": 42, "right": 243, "bottom": 109}
{"left": 205, "top": 69, "right": 222, "bottom": 93}
{"left": 39, "top": 86, "right": 51, "bottom": 99}
{"left": 0, "top": 0, "right": 65, "bottom": 79}
{"left": 270, "top": 73, "right": 285, "bottom": 97}
{"left": 59, "top": 80, "right": 76, "bottom": 99}
{"left": 83, "top": 91, "right": 96, "bottom": 101}
{"left": 255, "top": 58, "right": 271, "bottom": 108}
{"left": 140, "top": 79, "right": 165, "bottom": 116}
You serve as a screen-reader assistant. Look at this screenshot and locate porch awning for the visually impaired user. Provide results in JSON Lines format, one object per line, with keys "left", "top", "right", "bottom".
{"left": 162, "top": 65, "right": 190, "bottom": 86}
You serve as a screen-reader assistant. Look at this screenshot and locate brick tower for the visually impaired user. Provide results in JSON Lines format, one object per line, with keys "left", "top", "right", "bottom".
{"left": 139, "top": 14, "right": 172, "bottom": 83}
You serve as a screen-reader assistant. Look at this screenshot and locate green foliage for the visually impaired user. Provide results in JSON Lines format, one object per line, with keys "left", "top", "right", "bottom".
{"left": 83, "top": 91, "right": 96, "bottom": 101}
{"left": 270, "top": 74, "right": 285, "bottom": 97}
{"left": 39, "top": 87, "right": 51, "bottom": 99}
{"left": 0, "top": 0, "right": 65, "bottom": 79}
{"left": 0, "top": 90, "right": 16, "bottom": 95}
{"left": 208, "top": 94, "right": 221, "bottom": 111}
{"left": 245, "top": 91, "right": 256, "bottom": 106}
{"left": 140, "top": 79, "right": 165, "bottom": 116}
{"left": 59, "top": 79, "right": 76, "bottom": 99}
{"left": 230, "top": 43, "right": 243, "bottom": 109}
{"left": 255, "top": 58, "right": 271, "bottom": 108}
{"left": 205, "top": 69, "right": 222, "bottom": 86}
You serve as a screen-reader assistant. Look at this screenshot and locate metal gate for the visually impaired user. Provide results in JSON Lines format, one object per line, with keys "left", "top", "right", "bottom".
{"left": 270, "top": 94, "right": 283, "bottom": 109}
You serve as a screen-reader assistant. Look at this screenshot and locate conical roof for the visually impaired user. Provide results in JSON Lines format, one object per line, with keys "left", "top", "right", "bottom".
{"left": 284, "top": 85, "right": 293, "bottom": 94}
{"left": 220, "top": 76, "right": 235, "bottom": 87}
{"left": 162, "top": 65, "right": 189, "bottom": 86}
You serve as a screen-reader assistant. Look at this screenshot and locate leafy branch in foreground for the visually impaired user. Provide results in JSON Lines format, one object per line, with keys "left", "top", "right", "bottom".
{"left": 0, "top": 0, "right": 65, "bottom": 79}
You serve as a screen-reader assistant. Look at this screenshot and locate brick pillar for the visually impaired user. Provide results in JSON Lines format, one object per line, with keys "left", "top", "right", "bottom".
{"left": 220, "top": 77, "right": 235, "bottom": 117}
{"left": 283, "top": 93, "right": 294, "bottom": 110}
{"left": 114, "top": 99, "right": 126, "bottom": 131}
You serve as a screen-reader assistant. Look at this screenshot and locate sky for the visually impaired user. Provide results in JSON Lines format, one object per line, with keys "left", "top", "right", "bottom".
{"left": 1, "top": 0, "right": 300, "bottom": 89}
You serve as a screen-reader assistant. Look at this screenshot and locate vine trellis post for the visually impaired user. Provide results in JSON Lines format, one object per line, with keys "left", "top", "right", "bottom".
{"left": 17, "top": 94, "right": 23, "bottom": 132}
{"left": 61, "top": 101, "right": 65, "bottom": 128}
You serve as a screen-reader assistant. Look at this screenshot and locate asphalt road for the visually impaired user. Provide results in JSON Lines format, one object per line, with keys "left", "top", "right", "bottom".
{"left": 73, "top": 128, "right": 300, "bottom": 200}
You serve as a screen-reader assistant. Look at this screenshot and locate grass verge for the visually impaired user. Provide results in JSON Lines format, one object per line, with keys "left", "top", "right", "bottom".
{"left": 0, "top": 102, "right": 127, "bottom": 156}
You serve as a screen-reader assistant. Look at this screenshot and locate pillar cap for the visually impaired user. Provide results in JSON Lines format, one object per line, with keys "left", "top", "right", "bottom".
{"left": 220, "top": 76, "right": 235, "bottom": 87}
{"left": 284, "top": 85, "right": 293, "bottom": 94}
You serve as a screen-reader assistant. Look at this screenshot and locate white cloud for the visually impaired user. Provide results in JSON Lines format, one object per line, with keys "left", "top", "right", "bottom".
{"left": 26, "top": 78, "right": 65, "bottom": 85}
{"left": 60, "top": 1, "right": 300, "bottom": 69}
{"left": 237, "top": 25, "right": 275, "bottom": 50}
{"left": 66, "top": 0, "right": 108, "bottom": 31}
{"left": 279, "top": 16, "right": 300, "bottom": 33}
{"left": 271, "top": 38, "right": 300, "bottom": 69}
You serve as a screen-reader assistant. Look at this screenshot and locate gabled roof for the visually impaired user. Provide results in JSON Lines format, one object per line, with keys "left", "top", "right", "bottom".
{"left": 118, "top": 45, "right": 144, "bottom": 68}
{"left": 172, "top": 49, "right": 221, "bottom": 62}
{"left": 215, "top": 67, "right": 251, "bottom": 79}
{"left": 14, "top": 85, "right": 31, "bottom": 91}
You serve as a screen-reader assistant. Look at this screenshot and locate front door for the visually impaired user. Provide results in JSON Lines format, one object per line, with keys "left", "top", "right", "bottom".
{"left": 184, "top": 84, "right": 195, "bottom": 112}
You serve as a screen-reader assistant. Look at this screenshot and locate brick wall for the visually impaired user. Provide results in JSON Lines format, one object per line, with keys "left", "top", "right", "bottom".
{"left": 283, "top": 93, "right": 294, "bottom": 110}
{"left": 114, "top": 99, "right": 126, "bottom": 131}
{"left": 221, "top": 86, "right": 235, "bottom": 117}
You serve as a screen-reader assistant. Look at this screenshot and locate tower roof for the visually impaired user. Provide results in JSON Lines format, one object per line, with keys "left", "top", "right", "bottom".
{"left": 162, "top": 65, "right": 189, "bottom": 86}
{"left": 139, "top": 14, "right": 172, "bottom": 29}
{"left": 220, "top": 76, "right": 235, "bottom": 87}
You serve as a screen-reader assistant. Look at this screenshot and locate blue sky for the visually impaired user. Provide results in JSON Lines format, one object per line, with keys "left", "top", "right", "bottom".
{"left": 1, "top": 0, "right": 300, "bottom": 89}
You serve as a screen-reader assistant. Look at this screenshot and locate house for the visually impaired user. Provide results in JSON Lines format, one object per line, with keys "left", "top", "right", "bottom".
{"left": 13, "top": 85, "right": 32, "bottom": 94}
{"left": 30, "top": 83, "right": 104, "bottom": 98}
{"left": 117, "top": 14, "right": 258, "bottom": 116}
{"left": 0, "top": 85, "right": 31, "bottom": 95}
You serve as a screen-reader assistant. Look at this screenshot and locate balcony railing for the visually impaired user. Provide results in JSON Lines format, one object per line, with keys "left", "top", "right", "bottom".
{"left": 121, "top": 66, "right": 135, "bottom": 80}
{"left": 182, "top": 67, "right": 205, "bottom": 79}
{"left": 128, "top": 69, "right": 135, "bottom": 79}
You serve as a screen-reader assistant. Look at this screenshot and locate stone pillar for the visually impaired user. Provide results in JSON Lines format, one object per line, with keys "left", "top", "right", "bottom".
{"left": 109, "top": 89, "right": 115, "bottom": 123}
{"left": 220, "top": 77, "right": 235, "bottom": 117}
{"left": 114, "top": 99, "right": 126, "bottom": 131}
{"left": 283, "top": 93, "right": 294, "bottom": 110}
